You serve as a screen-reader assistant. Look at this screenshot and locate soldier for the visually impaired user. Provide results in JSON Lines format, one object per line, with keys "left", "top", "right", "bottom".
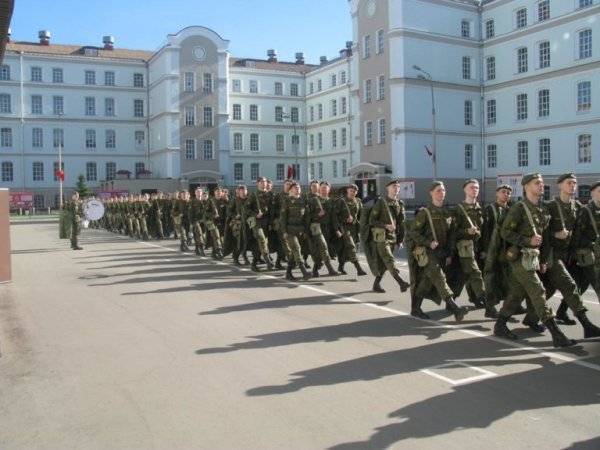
{"left": 246, "top": 177, "right": 274, "bottom": 271}
{"left": 367, "top": 179, "right": 410, "bottom": 294}
{"left": 171, "top": 191, "right": 189, "bottom": 252}
{"left": 271, "top": 179, "right": 293, "bottom": 269}
{"left": 281, "top": 182, "right": 311, "bottom": 280}
{"left": 333, "top": 183, "right": 367, "bottom": 276}
{"left": 227, "top": 185, "right": 250, "bottom": 265}
{"left": 307, "top": 181, "right": 339, "bottom": 277}
{"left": 65, "top": 191, "right": 84, "bottom": 250}
{"left": 409, "top": 181, "right": 467, "bottom": 321}
{"left": 572, "top": 181, "right": 600, "bottom": 301}
{"left": 204, "top": 187, "right": 224, "bottom": 260}
{"left": 136, "top": 193, "right": 151, "bottom": 241}
{"left": 189, "top": 187, "right": 206, "bottom": 256}
{"left": 493, "top": 173, "right": 600, "bottom": 347}
{"left": 152, "top": 192, "right": 165, "bottom": 239}
{"left": 452, "top": 179, "right": 489, "bottom": 311}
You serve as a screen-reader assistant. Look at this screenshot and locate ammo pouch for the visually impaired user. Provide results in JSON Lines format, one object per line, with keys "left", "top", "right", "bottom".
{"left": 505, "top": 246, "right": 520, "bottom": 262}
{"left": 372, "top": 227, "right": 387, "bottom": 243}
{"left": 413, "top": 246, "right": 429, "bottom": 267}
{"left": 521, "top": 248, "right": 540, "bottom": 272}
{"left": 205, "top": 221, "right": 216, "bottom": 231}
{"left": 457, "top": 239, "right": 475, "bottom": 258}
{"left": 231, "top": 219, "right": 242, "bottom": 234}
{"left": 576, "top": 248, "right": 595, "bottom": 267}
{"left": 246, "top": 216, "right": 257, "bottom": 229}
{"left": 310, "top": 223, "right": 322, "bottom": 236}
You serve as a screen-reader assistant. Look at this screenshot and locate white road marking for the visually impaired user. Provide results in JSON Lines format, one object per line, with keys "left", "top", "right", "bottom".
{"left": 420, "top": 362, "right": 497, "bottom": 386}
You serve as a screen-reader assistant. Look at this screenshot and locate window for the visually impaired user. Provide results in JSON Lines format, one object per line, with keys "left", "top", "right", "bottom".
{"left": 332, "top": 129, "right": 337, "bottom": 148}
{"left": 331, "top": 74, "right": 337, "bottom": 87}
{"left": 537, "top": 0, "right": 550, "bottom": 22}
{"left": 185, "top": 106, "right": 195, "bottom": 126}
{"left": 487, "top": 144, "right": 497, "bottom": 168}
{"left": 32, "top": 128, "right": 43, "bottom": 148}
{"left": 203, "top": 140, "right": 214, "bottom": 160}
{"left": 85, "top": 97, "right": 96, "bottom": 116}
{"left": 318, "top": 162, "right": 323, "bottom": 179}
{"left": 0, "top": 93, "right": 10, "bottom": 113}
{"left": 309, "top": 163, "right": 315, "bottom": 179}
{"left": 233, "top": 133, "right": 243, "bottom": 151}
{"left": 250, "top": 163, "right": 259, "bottom": 181}
{"left": 102, "top": 97, "right": 114, "bottom": 117}
{"left": 340, "top": 71, "right": 347, "bottom": 84}
{"left": 292, "top": 134, "right": 299, "bottom": 150}
{"left": 341, "top": 97, "right": 347, "bottom": 114}
{"left": 377, "top": 29, "right": 385, "bottom": 53}
{"left": 365, "top": 121, "right": 373, "bottom": 146}
{"left": 462, "top": 57, "right": 471, "bottom": 79}
{"left": 538, "top": 89, "right": 550, "bottom": 117}
{"left": 579, "top": 29, "right": 592, "bottom": 59}
{"left": 333, "top": 160, "right": 338, "bottom": 178}
{"left": 274, "top": 82, "right": 283, "bottom": 96}
{"left": 577, "top": 81, "right": 591, "bottom": 111}
{"left": 309, "top": 82, "right": 314, "bottom": 94}
{"left": 318, "top": 103, "right": 323, "bottom": 120}
{"left": 233, "top": 104, "right": 241, "bottom": 120}
{"left": 341, "top": 128, "right": 347, "bottom": 147}
{"left": 539, "top": 41, "right": 550, "bottom": 68}
{"left": 517, "top": 47, "right": 528, "bottom": 73}
{"left": 31, "top": 194, "right": 44, "bottom": 208}
{"left": 135, "top": 131, "right": 145, "bottom": 149}
{"left": 53, "top": 96, "right": 64, "bottom": 115}
{"left": 517, "top": 93, "right": 528, "bottom": 120}
{"left": 341, "top": 159, "right": 347, "bottom": 177}
{"left": 317, "top": 79, "right": 322, "bottom": 92}
{"left": 53, "top": 128, "right": 64, "bottom": 148}
{"left": 231, "top": 79, "right": 241, "bottom": 93}
{"left": 133, "top": 73, "right": 144, "bottom": 87}
{"left": 378, "top": 118, "right": 386, "bottom": 144}
{"left": 318, "top": 132, "right": 323, "bottom": 150}
{"left": 53, "top": 161, "right": 64, "bottom": 181}
{"left": 234, "top": 163, "right": 243, "bottom": 181}
{"left": 363, "top": 34, "right": 371, "bottom": 58}
{"left": 85, "top": 129, "right": 96, "bottom": 149}
{"left": 578, "top": 185, "right": 591, "bottom": 201}
{"left": 485, "top": 19, "right": 495, "bottom": 39}
{"left": 487, "top": 99, "right": 497, "bottom": 125}
{"left": 310, "top": 106, "right": 314, "bottom": 122}
{"left": 133, "top": 99, "right": 144, "bottom": 117}
{"left": 578, "top": 134, "right": 592, "bottom": 163}
{"left": 104, "top": 71, "right": 115, "bottom": 86}
{"left": 275, "top": 106, "right": 284, "bottom": 122}
{"left": 516, "top": 8, "right": 527, "bottom": 29}
{"left": 1, "top": 161, "right": 13, "bottom": 182}
{"left": 539, "top": 138, "right": 551, "bottom": 165}
{"left": 31, "top": 95, "right": 42, "bottom": 114}
{"left": 250, "top": 104, "right": 258, "bottom": 121}
{"left": 250, "top": 133, "right": 259, "bottom": 151}
{"left": 32, "top": 162, "right": 44, "bottom": 181}
{"left": 85, "top": 162, "right": 97, "bottom": 182}
{"left": 290, "top": 83, "right": 299, "bottom": 97}
{"left": 276, "top": 134, "right": 285, "bottom": 152}
{"left": 135, "top": 162, "right": 145, "bottom": 176}
{"left": 486, "top": 56, "right": 496, "bottom": 80}
{"left": 203, "top": 73, "right": 212, "bottom": 94}
{"left": 31, "top": 66, "right": 42, "bottom": 82}
{"left": 310, "top": 134, "right": 315, "bottom": 151}
{"left": 580, "top": 0, "right": 594, "bottom": 7}
{"left": 203, "top": 107, "right": 213, "bottom": 127}
{"left": 52, "top": 68, "right": 63, "bottom": 83}
{"left": 331, "top": 99, "right": 337, "bottom": 116}
{"left": 0, "top": 128, "right": 12, "bottom": 147}
{"left": 0, "top": 64, "right": 10, "bottom": 80}
{"left": 291, "top": 107, "right": 299, "bottom": 123}
{"left": 106, "top": 162, "right": 116, "bottom": 181}
{"left": 105, "top": 129, "right": 116, "bottom": 149}
{"left": 85, "top": 70, "right": 96, "bottom": 85}
{"left": 249, "top": 80, "right": 258, "bottom": 93}
{"left": 464, "top": 144, "right": 473, "bottom": 170}
{"left": 518, "top": 141, "right": 529, "bottom": 166}
{"left": 364, "top": 79, "right": 372, "bottom": 103}
{"left": 276, "top": 163, "right": 284, "bottom": 181}
{"left": 461, "top": 20, "right": 471, "bottom": 38}
{"left": 378, "top": 75, "right": 385, "bottom": 100}
{"left": 464, "top": 100, "right": 473, "bottom": 125}
{"left": 184, "top": 72, "right": 195, "bottom": 92}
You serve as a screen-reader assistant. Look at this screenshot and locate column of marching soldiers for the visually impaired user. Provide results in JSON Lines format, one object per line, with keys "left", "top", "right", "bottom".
{"left": 65, "top": 172, "right": 600, "bottom": 349}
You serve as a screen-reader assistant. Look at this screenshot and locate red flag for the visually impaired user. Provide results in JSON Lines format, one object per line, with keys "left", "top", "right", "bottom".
{"left": 287, "top": 165, "right": 293, "bottom": 179}
{"left": 55, "top": 170, "right": 65, "bottom": 181}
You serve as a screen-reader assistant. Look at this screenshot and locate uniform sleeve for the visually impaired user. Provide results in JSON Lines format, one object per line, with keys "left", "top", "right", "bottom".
{"left": 500, "top": 203, "right": 530, "bottom": 248}
{"left": 409, "top": 209, "right": 432, "bottom": 247}
{"left": 396, "top": 202, "right": 405, "bottom": 243}
{"left": 480, "top": 205, "right": 494, "bottom": 250}
{"left": 369, "top": 199, "right": 386, "bottom": 228}
{"left": 280, "top": 203, "right": 288, "bottom": 232}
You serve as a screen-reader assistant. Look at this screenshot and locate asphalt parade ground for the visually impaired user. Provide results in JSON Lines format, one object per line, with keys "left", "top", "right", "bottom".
{"left": 1, "top": 223, "right": 599, "bottom": 450}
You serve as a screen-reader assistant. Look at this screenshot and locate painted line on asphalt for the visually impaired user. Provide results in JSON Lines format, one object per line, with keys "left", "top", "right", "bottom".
{"left": 420, "top": 362, "right": 497, "bottom": 386}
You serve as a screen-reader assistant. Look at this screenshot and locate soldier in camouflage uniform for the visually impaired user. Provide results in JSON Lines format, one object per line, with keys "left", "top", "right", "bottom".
{"left": 333, "top": 183, "right": 367, "bottom": 276}
{"left": 65, "top": 192, "right": 84, "bottom": 250}
{"left": 151, "top": 192, "right": 165, "bottom": 239}
{"left": 494, "top": 173, "right": 600, "bottom": 347}
{"left": 281, "top": 182, "right": 311, "bottom": 281}
{"left": 204, "top": 187, "right": 224, "bottom": 260}
{"left": 307, "top": 181, "right": 339, "bottom": 277}
{"left": 246, "top": 177, "right": 274, "bottom": 272}
{"left": 189, "top": 187, "right": 206, "bottom": 256}
{"left": 367, "top": 180, "right": 410, "bottom": 294}
{"left": 272, "top": 179, "right": 293, "bottom": 269}
{"left": 171, "top": 191, "right": 190, "bottom": 252}
{"left": 228, "top": 185, "right": 250, "bottom": 265}
{"left": 136, "top": 193, "right": 151, "bottom": 241}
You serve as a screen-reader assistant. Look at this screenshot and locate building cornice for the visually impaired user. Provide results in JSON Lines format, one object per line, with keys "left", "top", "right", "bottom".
{"left": 390, "top": 77, "right": 481, "bottom": 92}
{"left": 389, "top": 28, "right": 481, "bottom": 49}
{"left": 484, "top": 116, "right": 600, "bottom": 137}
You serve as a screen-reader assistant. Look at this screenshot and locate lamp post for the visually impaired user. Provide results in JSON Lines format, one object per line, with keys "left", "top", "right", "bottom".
{"left": 57, "top": 111, "right": 64, "bottom": 209}
{"left": 282, "top": 113, "right": 299, "bottom": 181}
{"left": 413, "top": 65, "right": 437, "bottom": 180}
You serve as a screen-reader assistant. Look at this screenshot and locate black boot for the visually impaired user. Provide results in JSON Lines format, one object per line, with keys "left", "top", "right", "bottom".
{"left": 484, "top": 301, "right": 499, "bottom": 319}
{"left": 556, "top": 300, "right": 576, "bottom": 325}
{"left": 251, "top": 259, "right": 260, "bottom": 272}
{"left": 265, "top": 255, "right": 274, "bottom": 271}
{"left": 243, "top": 255, "right": 251, "bottom": 266}
{"left": 470, "top": 297, "right": 485, "bottom": 309}
{"left": 311, "top": 266, "right": 320, "bottom": 278}
{"left": 544, "top": 318, "right": 577, "bottom": 348}
{"left": 338, "top": 262, "right": 347, "bottom": 275}
{"left": 373, "top": 276, "right": 385, "bottom": 293}
{"left": 195, "top": 245, "right": 202, "bottom": 256}
{"left": 274, "top": 257, "right": 284, "bottom": 270}
{"left": 353, "top": 261, "right": 367, "bottom": 276}
{"left": 494, "top": 316, "right": 518, "bottom": 340}
{"left": 325, "top": 261, "right": 339, "bottom": 276}
{"left": 576, "top": 311, "right": 600, "bottom": 338}
{"left": 522, "top": 315, "right": 546, "bottom": 333}
{"left": 285, "top": 263, "right": 297, "bottom": 281}
{"left": 444, "top": 298, "right": 467, "bottom": 322}
{"left": 410, "top": 296, "right": 430, "bottom": 319}
{"left": 180, "top": 241, "right": 189, "bottom": 252}
{"left": 392, "top": 271, "right": 410, "bottom": 293}
{"left": 299, "top": 264, "right": 312, "bottom": 281}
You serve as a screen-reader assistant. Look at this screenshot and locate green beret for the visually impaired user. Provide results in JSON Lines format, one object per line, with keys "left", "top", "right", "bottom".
{"left": 386, "top": 179, "right": 400, "bottom": 187}
{"left": 463, "top": 178, "right": 479, "bottom": 188}
{"left": 347, "top": 183, "right": 359, "bottom": 191}
{"left": 591, "top": 181, "right": 600, "bottom": 192}
{"left": 429, "top": 180, "right": 445, "bottom": 192}
{"left": 496, "top": 184, "right": 512, "bottom": 192}
{"left": 289, "top": 181, "right": 300, "bottom": 189}
{"left": 310, "top": 179, "right": 320, "bottom": 185}
{"left": 521, "top": 173, "right": 542, "bottom": 186}
{"left": 256, "top": 176, "right": 268, "bottom": 182}
{"left": 557, "top": 173, "right": 577, "bottom": 184}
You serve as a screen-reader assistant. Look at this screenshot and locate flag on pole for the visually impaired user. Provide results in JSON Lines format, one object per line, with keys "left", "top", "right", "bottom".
{"left": 55, "top": 170, "right": 65, "bottom": 181}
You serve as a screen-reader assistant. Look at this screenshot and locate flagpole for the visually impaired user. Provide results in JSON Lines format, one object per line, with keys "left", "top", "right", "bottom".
{"left": 58, "top": 112, "right": 64, "bottom": 209}
{"left": 413, "top": 66, "right": 437, "bottom": 180}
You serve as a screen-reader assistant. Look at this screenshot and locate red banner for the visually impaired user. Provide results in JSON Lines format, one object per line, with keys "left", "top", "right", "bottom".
{"left": 9, "top": 192, "right": 34, "bottom": 208}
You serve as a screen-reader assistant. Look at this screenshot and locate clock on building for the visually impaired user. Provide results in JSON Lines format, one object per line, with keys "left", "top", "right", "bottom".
{"left": 193, "top": 47, "right": 207, "bottom": 61}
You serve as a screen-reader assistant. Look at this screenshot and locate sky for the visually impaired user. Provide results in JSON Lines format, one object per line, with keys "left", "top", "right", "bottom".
{"left": 9, "top": 0, "right": 352, "bottom": 64}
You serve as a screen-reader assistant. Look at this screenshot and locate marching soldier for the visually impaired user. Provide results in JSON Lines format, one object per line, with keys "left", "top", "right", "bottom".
{"left": 227, "top": 185, "right": 250, "bottom": 265}
{"left": 65, "top": 191, "right": 84, "bottom": 250}
{"left": 152, "top": 192, "right": 165, "bottom": 239}
{"left": 280, "top": 182, "right": 311, "bottom": 280}
{"left": 136, "top": 193, "right": 151, "bottom": 241}
{"left": 307, "top": 181, "right": 339, "bottom": 277}
{"left": 333, "top": 183, "right": 367, "bottom": 276}
{"left": 272, "top": 179, "right": 293, "bottom": 269}
{"left": 204, "top": 187, "right": 224, "bottom": 260}
{"left": 172, "top": 191, "right": 189, "bottom": 252}
{"left": 493, "top": 173, "right": 600, "bottom": 347}
{"left": 190, "top": 187, "right": 206, "bottom": 256}
{"left": 246, "top": 177, "right": 274, "bottom": 272}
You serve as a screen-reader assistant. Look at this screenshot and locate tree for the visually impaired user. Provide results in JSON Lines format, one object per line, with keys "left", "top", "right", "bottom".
{"left": 75, "top": 174, "right": 90, "bottom": 197}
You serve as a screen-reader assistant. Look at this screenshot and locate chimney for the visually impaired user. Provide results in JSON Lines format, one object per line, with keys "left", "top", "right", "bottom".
{"left": 6, "top": 28, "right": 10, "bottom": 43}
{"left": 103, "top": 35, "right": 115, "bottom": 50}
{"left": 319, "top": 55, "right": 328, "bottom": 65}
{"left": 38, "top": 30, "right": 51, "bottom": 46}
{"left": 339, "top": 49, "right": 348, "bottom": 58}
{"left": 295, "top": 52, "right": 305, "bottom": 65}
{"left": 345, "top": 41, "right": 353, "bottom": 56}
{"left": 267, "top": 49, "right": 278, "bottom": 62}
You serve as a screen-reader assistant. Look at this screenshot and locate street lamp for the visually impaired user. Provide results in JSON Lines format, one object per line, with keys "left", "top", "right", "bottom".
{"left": 282, "top": 113, "right": 299, "bottom": 181}
{"left": 57, "top": 111, "right": 64, "bottom": 209}
{"left": 413, "top": 65, "right": 437, "bottom": 180}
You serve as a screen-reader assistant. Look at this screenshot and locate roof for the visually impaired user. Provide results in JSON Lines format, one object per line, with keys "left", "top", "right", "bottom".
{"left": 5, "top": 41, "right": 154, "bottom": 61}
{"left": 229, "top": 57, "right": 317, "bottom": 74}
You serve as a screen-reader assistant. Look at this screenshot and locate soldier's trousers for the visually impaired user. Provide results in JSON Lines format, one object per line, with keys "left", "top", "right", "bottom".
{"left": 155, "top": 214, "right": 164, "bottom": 238}
{"left": 192, "top": 221, "right": 205, "bottom": 247}
{"left": 310, "top": 230, "right": 332, "bottom": 266}
{"left": 374, "top": 239, "right": 399, "bottom": 277}
{"left": 414, "top": 256, "right": 455, "bottom": 300}
{"left": 579, "top": 264, "right": 600, "bottom": 300}
{"left": 138, "top": 217, "right": 148, "bottom": 237}
{"left": 70, "top": 220, "right": 80, "bottom": 248}
{"left": 206, "top": 223, "right": 222, "bottom": 250}
{"left": 339, "top": 231, "right": 358, "bottom": 263}
{"left": 252, "top": 224, "right": 269, "bottom": 256}
{"left": 543, "top": 258, "right": 587, "bottom": 313}
{"left": 173, "top": 216, "right": 185, "bottom": 244}
{"left": 275, "top": 221, "right": 291, "bottom": 260}
{"left": 287, "top": 232, "right": 307, "bottom": 266}
{"left": 459, "top": 256, "right": 486, "bottom": 299}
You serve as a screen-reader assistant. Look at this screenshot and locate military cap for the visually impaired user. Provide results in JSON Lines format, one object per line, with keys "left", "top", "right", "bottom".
{"left": 463, "top": 178, "right": 479, "bottom": 188}
{"left": 236, "top": 184, "right": 247, "bottom": 190}
{"left": 386, "top": 179, "right": 400, "bottom": 187}
{"left": 319, "top": 181, "right": 331, "bottom": 187}
{"left": 256, "top": 176, "right": 268, "bottom": 182}
{"left": 496, "top": 184, "right": 513, "bottom": 192}
{"left": 556, "top": 173, "right": 577, "bottom": 184}
{"left": 429, "top": 180, "right": 445, "bottom": 191}
{"left": 310, "top": 179, "right": 320, "bottom": 185}
{"left": 348, "top": 183, "right": 359, "bottom": 191}
{"left": 590, "top": 181, "right": 600, "bottom": 192}
{"left": 289, "top": 181, "right": 300, "bottom": 189}
{"left": 521, "top": 173, "right": 542, "bottom": 186}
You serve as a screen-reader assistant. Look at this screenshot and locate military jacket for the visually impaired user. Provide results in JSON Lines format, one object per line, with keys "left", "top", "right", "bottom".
{"left": 500, "top": 198, "right": 551, "bottom": 263}
{"left": 281, "top": 196, "right": 310, "bottom": 234}
{"left": 369, "top": 196, "right": 405, "bottom": 242}
{"left": 411, "top": 203, "right": 453, "bottom": 253}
